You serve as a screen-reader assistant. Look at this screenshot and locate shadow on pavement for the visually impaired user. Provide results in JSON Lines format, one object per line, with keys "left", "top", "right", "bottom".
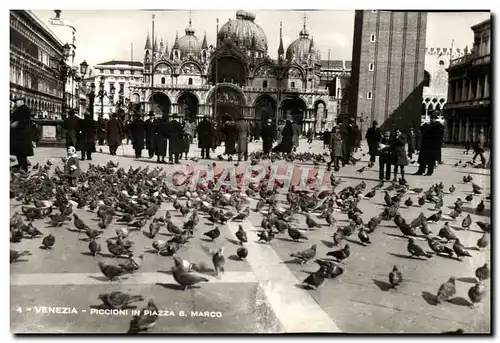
{"left": 372, "top": 279, "right": 393, "bottom": 291}
{"left": 448, "top": 297, "right": 472, "bottom": 307}
{"left": 421, "top": 291, "right": 438, "bottom": 305}
{"left": 388, "top": 252, "right": 425, "bottom": 260}
{"left": 457, "top": 277, "right": 478, "bottom": 284}
{"left": 345, "top": 238, "right": 365, "bottom": 247}
{"left": 320, "top": 240, "right": 335, "bottom": 248}
{"left": 228, "top": 255, "right": 242, "bottom": 261}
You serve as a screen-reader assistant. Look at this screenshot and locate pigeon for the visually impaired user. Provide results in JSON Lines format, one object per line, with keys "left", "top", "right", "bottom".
{"left": 288, "top": 227, "right": 308, "bottom": 242}
{"left": 461, "top": 214, "right": 472, "bottom": 229}
{"left": 476, "top": 200, "right": 485, "bottom": 213}
{"left": 236, "top": 247, "right": 248, "bottom": 260}
{"left": 314, "top": 259, "right": 344, "bottom": 279}
{"left": 384, "top": 192, "right": 393, "bottom": 206}
{"left": 203, "top": 227, "right": 220, "bottom": 241}
{"left": 449, "top": 184, "right": 455, "bottom": 193}
{"left": 326, "top": 244, "right": 350, "bottom": 263}
{"left": 427, "top": 237, "right": 454, "bottom": 257}
{"left": 468, "top": 281, "right": 487, "bottom": 308}
{"left": 127, "top": 299, "right": 159, "bottom": 333}
{"left": 475, "top": 263, "right": 490, "bottom": 281}
{"left": 41, "top": 234, "right": 55, "bottom": 249}
{"left": 465, "top": 194, "right": 474, "bottom": 202}
{"left": 418, "top": 197, "right": 425, "bottom": 206}
{"left": 235, "top": 225, "right": 248, "bottom": 244}
{"left": 477, "top": 232, "right": 489, "bottom": 249}
{"left": 302, "top": 266, "right": 328, "bottom": 289}
{"left": 10, "top": 250, "right": 32, "bottom": 263}
{"left": 407, "top": 238, "right": 432, "bottom": 259}
{"left": 442, "top": 329, "right": 464, "bottom": 334}
{"left": 438, "top": 222, "right": 457, "bottom": 242}
{"left": 404, "top": 197, "right": 413, "bottom": 207}
{"left": 88, "top": 238, "right": 102, "bottom": 256}
{"left": 257, "top": 230, "right": 274, "bottom": 244}
{"left": 364, "top": 189, "right": 376, "bottom": 199}
{"left": 357, "top": 226, "right": 371, "bottom": 245}
{"left": 476, "top": 221, "right": 491, "bottom": 232}
{"left": 201, "top": 245, "right": 225, "bottom": 276}
{"left": 436, "top": 277, "right": 456, "bottom": 304}
{"left": 389, "top": 265, "right": 403, "bottom": 289}
{"left": 171, "top": 266, "right": 210, "bottom": 290}
{"left": 305, "top": 214, "right": 321, "bottom": 229}
{"left": 290, "top": 244, "right": 317, "bottom": 265}
{"left": 98, "top": 291, "right": 144, "bottom": 309}
{"left": 427, "top": 210, "right": 442, "bottom": 223}
{"left": 453, "top": 238, "right": 472, "bottom": 261}
{"left": 98, "top": 262, "right": 128, "bottom": 281}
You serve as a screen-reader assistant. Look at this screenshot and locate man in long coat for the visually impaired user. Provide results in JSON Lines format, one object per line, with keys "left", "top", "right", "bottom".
{"left": 167, "top": 114, "right": 184, "bottom": 164}
{"left": 236, "top": 117, "right": 250, "bottom": 161}
{"left": 196, "top": 116, "right": 214, "bottom": 159}
{"left": 365, "top": 120, "right": 381, "bottom": 166}
{"left": 96, "top": 115, "right": 107, "bottom": 145}
{"left": 144, "top": 111, "right": 156, "bottom": 159}
{"left": 415, "top": 114, "right": 443, "bottom": 176}
{"left": 260, "top": 119, "right": 275, "bottom": 154}
{"left": 341, "top": 118, "right": 355, "bottom": 165}
{"left": 222, "top": 119, "right": 238, "bottom": 161}
{"left": 130, "top": 114, "right": 146, "bottom": 159}
{"left": 106, "top": 113, "right": 124, "bottom": 155}
{"left": 77, "top": 113, "right": 96, "bottom": 160}
{"left": 407, "top": 127, "right": 417, "bottom": 160}
{"left": 63, "top": 109, "right": 80, "bottom": 149}
{"left": 10, "top": 97, "right": 33, "bottom": 171}
{"left": 155, "top": 114, "right": 169, "bottom": 164}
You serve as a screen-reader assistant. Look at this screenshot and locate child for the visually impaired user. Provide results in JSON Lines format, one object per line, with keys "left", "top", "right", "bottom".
{"left": 64, "top": 146, "right": 81, "bottom": 187}
{"left": 378, "top": 131, "right": 392, "bottom": 181}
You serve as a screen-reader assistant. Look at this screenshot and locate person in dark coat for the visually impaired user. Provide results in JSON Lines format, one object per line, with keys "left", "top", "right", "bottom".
{"left": 196, "top": 116, "right": 215, "bottom": 159}
{"left": 10, "top": 97, "right": 33, "bottom": 171}
{"left": 236, "top": 117, "right": 250, "bottom": 161}
{"left": 167, "top": 114, "right": 184, "bottom": 164}
{"left": 407, "top": 127, "right": 417, "bottom": 160}
{"left": 78, "top": 113, "right": 96, "bottom": 160}
{"left": 272, "top": 120, "right": 294, "bottom": 154}
{"left": 323, "top": 129, "right": 331, "bottom": 150}
{"left": 260, "top": 119, "right": 275, "bottom": 154}
{"left": 472, "top": 129, "right": 486, "bottom": 166}
{"left": 327, "top": 125, "right": 343, "bottom": 171}
{"left": 155, "top": 114, "right": 169, "bottom": 164}
{"left": 222, "top": 119, "right": 238, "bottom": 160}
{"left": 415, "top": 114, "right": 443, "bottom": 176}
{"left": 130, "top": 114, "right": 146, "bottom": 159}
{"left": 390, "top": 128, "right": 409, "bottom": 182}
{"left": 365, "top": 120, "right": 381, "bottom": 166}
{"left": 341, "top": 118, "right": 355, "bottom": 165}
{"left": 353, "top": 124, "right": 362, "bottom": 152}
{"left": 145, "top": 111, "right": 156, "bottom": 158}
{"left": 181, "top": 119, "right": 193, "bottom": 160}
{"left": 96, "top": 115, "right": 107, "bottom": 145}
{"left": 106, "top": 113, "right": 124, "bottom": 155}
{"left": 124, "top": 120, "right": 133, "bottom": 145}
{"left": 378, "top": 131, "right": 392, "bottom": 181}
{"left": 63, "top": 109, "right": 80, "bottom": 149}
{"left": 306, "top": 128, "right": 314, "bottom": 144}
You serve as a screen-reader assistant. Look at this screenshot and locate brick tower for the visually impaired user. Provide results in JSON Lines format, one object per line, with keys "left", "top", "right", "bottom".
{"left": 348, "top": 10, "right": 427, "bottom": 135}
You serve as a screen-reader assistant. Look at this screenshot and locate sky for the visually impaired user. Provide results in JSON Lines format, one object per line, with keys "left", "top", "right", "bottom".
{"left": 31, "top": 10, "right": 490, "bottom": 72}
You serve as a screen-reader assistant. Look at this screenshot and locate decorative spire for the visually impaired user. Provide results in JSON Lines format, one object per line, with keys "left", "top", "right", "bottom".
{"left": 300, "top": 11, "right": 309, "bottom": 37}
{"left": 144, "top": 32, "right": 151, "bottom": 50}
{"left": 202, "top": 30, "right": 208, "bottom": 49}
{"left": 309, "top": 35, "right": 315, "bottom": 52}
{"left": 185, "top": 11, "right": 195, "bottom": 35}
{"left": 172, "top": 31, "right": 179, "bottom": 49}
{"left": 153, "top": 36, "right": 158, "bottom": 52}
{"left": 164, "top": 40, "right": 169, "bottom": 57}
{"left": 278, "top": 21, "right": 284, "bottom": 57}
{"left": 159, "top": 37, "right": 164, "bottom": 54}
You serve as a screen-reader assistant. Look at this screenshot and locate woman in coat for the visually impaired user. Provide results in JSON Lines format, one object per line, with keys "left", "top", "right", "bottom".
{"left": 130, "top": 114, "right": 146, "bottom": 159}
{"left": 154, "top": 114, "right": 169, "bottom": 164}
{"left": 196, "top": 116, "right": 214, "bottom": 159}
{"left": 327, "top": 125, "right": 343, "bottom": 171}
{"left": 78, "top": 113, "right": 96, "bottom": 160}
{"left": 181, "top": 119, "right": 193, "bottom": 160}
{"left": 236, "top": 117, "right": 250, "bottom": 161}
{"left": 292, "top": 121, "right": 300, "bottom": 151}
{"left": 223, "top": 120, "right": 238, "bottom": 160}
{"left": 106, "top": 114, "right": 124, "bottom": 155}
{"left": 390, "top": 128, "right": 409, "bottom": 182}
{"left": 274, "top": 120, "right": 294, "bottom": 154}
{"left": 10, "top": 97, "right": 34, "bottom": 171}
{"left": 167, "top": 115, "right": 184, "bottom": 164}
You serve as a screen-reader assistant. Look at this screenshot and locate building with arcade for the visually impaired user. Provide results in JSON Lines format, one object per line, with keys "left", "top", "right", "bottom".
{"left": 130, "top": 10, "right": 350, "bottom": 133}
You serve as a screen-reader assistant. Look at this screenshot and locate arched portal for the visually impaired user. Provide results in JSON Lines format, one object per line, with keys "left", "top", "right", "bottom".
{"left": 207, "top": 85, "right": 245, "bottom": 122}
{"left": 150, "top": 92, "right": 171, "bottom": 116}
{"left": 211, "top": 57, "right": 246, "bottom": 87}
{"left": 178, "top": 92, "right": 199, "bottom": 121}
{"left": 281, "top": 97, "right": 307, "bottom": 123}
{"left": 254, "top": 95, "right": 276, "bottom": 124}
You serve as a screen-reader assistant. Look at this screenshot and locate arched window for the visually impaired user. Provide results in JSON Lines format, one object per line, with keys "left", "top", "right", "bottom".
{"left": 161, "top": 77, "right": 165, "bottom": 84}
{"left": 290, "top": 81, "right": 295, "bottom": 89}
{"left": 263, "top": 80, "right": 268, "bottom": 89}
{"left": 188, "top": 78, "right": 193, "bottom": 85}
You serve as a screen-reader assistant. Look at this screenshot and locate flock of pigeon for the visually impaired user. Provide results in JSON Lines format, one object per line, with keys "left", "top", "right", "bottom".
{"left": 9, "top": 152, "right": 490, "bottom": 333}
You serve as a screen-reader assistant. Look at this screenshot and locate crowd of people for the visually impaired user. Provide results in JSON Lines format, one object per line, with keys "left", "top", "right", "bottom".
{"left": 10, "top": 97, "right": 490, "bottom": 174}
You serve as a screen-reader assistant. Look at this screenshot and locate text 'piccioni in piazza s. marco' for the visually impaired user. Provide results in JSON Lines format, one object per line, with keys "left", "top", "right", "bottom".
{"left": 14, "top": 306, "right": 223, "bottom": 318}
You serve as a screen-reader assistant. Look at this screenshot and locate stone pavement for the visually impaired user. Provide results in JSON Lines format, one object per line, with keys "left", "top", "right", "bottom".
{"left": 10, "top": 139, "right": 491, "bottom": 333}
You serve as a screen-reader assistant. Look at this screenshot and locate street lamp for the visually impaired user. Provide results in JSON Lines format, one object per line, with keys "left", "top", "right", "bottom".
{"left": 97, "top": 77, "right": 115, "bottom": 118}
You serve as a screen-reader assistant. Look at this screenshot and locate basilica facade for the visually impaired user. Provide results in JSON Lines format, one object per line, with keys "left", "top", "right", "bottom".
{"left": 130, "top": 10, "right": 343, "bottom": 133}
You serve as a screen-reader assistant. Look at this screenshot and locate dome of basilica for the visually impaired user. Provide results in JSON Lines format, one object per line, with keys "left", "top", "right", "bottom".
{"left": 286, "top": 25, "right": 321, "bottom": 63}
{"left": 217, "top": 10, "right": 267, "bottom": 54}
{"left": 175, "top": 20, "right": 202, "bottom": 57}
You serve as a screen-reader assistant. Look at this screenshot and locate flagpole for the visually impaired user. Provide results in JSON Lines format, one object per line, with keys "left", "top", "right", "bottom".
{"left": 150, "top": 14, "right": 155, "bottom": 114}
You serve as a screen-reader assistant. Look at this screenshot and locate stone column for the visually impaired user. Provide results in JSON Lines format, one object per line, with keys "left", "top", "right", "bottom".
{"left": 451, "top": 118, "right": 456, "bottom": 143}
{"left": 465, "top": 117, "right": 470, "bottom": 142}
{"left": 468, "top": 78, "right": 474, "bottom": 100}
{"left": 476, "top": 77, "right": 483, "bottom": 99}
{"left": 462, "top": 79, "right": 468, "bottom": 101}
{"left": 455, "top": 81, "right": 460, "bottom": 102}
{"left": 484, "top": 74, "right": 490, "bottom": 98}
{"left": 458, "top": 118, "right": 463, "bottom": 143}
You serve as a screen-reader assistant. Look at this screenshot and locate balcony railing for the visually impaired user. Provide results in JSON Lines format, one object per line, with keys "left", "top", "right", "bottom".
{"left": 450, "top": 53, "right": 491, "bottom": 67}
{"left": 472, "top": 54, "right": 490, "bottom": 66}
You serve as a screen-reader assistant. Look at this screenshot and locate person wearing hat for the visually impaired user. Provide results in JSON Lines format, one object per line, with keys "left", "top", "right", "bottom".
{"left": 130, "top": 113, "right": 146, "bottom": 159}
{"left": 145, "top": 111, "right": 157, "bottom": 158}
{"left": 365, "top": 120, "right": 381, "bottom": 167}
{"left": 106, "top": 113, "right": 124, "bottom": 155}
{"left": 378, "top": 131, "right": 393, "bottom": 181}
{"left": 62, "top": 109, "right": 80, "bottom": 149}
{"left": 78, "top": 112, "right": 96, "bottom": 160}
{"left": 389, "top": 127, "right": 409, "bottom": 183}
{"left": 260, "top": 118, "right": 275, "bottom": 154}
{"left": 236, "top": 115, "right": 250, "bottom": 161}
{"left": 181, "top": 118, "right": 194, "bottom": 160}
{"left": 327, "top": 124, "right": 343, "bottom": 172}
{"left": 96, "top": 114, "right": 107, "bottom": 146}
{"left": 472, "top": 128, "right": 486, "bottom": 167}
{"left": 407, "top": 127, "right": 417, "bottom": 160}
{"left": 166, "top": 114, "right": 183, "bottom": 164}
{"left": 415, "top": 112, "right": 443, "bottom": 176}
{"left": 10, "top": 96, "right": 33, "bottom": 172}
{"left": 196, "top": 116, "right": 215, "bottom": 159}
